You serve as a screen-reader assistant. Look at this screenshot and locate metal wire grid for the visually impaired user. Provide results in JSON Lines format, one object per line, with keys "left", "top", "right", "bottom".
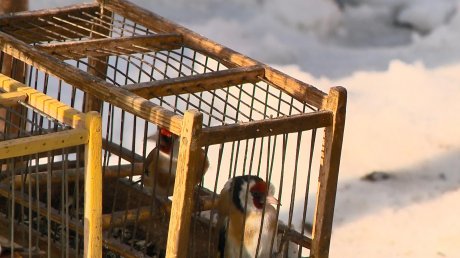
{"left": 1, "top": 5, "right": 315, "bottom": 125}
{"left": 0, "top": 6, "right": 152, "bottom": 44}
{"left": 0, "top": 5, "right": 324, "bottom": 258}
{"left": 188, "top": 122, "right": 320, "bottom": 258}
{"left": 0, "top": 104, "right": 85, "bottom": 257}
{"left": 43, "top": 39, "right": 312, "bottom": 126}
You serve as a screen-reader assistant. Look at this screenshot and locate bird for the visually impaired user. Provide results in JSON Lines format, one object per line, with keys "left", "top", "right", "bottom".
{"left": 143, "top": 127, "right": 209, "bottom": 197}
{"left": 217, "top": 175, "right": 280, "bottom": 258}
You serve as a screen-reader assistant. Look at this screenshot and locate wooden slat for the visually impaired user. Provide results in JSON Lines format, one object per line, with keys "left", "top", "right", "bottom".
{"left": 199, "top": 111, "right": 332, "bottom": 146}
{"left": 105, "top": 0, "right": 327, "bottom": 108}
{"left": 0, "top": 3, "right": 100, "bottom": 43}
{"left": 0, "top": 73, "right": 85, "bottom": 129}
{"left": 102, "top": 206, "right": 152, "bottom": 229}
{"left": 38, "top": 34, "right": 183, "bottom": 59}
{"left": 166, "top": 110, "right": 203, "bottom": 258}
{"left": 122, "top": 65, "right": 264, "bottom": 99}
{"left": 264, "top": 67, "right": 327, "bottom": 108}
{"left": 0, "top": 3, "right": 99, "bottom": 26}
{"left": 101, "top": 190, "right": 219, "bottom": 230}
{"left": 0, "top": 31, "right": 183, "bottom": 135}
{"left": 278, "top": 224, "right": 312, "bottom": 249}
{"left": 0, "top": 91, "right": 26, "bottom": 107}
{"left": 6, "top": 163, "right": 143, "bottom": 188}
{"left": 0, "top": 129, "right": 88, "bottom": 159}
{"left": 104, "top": 0, "right": 255, "bottom": 68}
{"left": 103, "top": 139, "right": 144, "bottom": 163}
{"left": 1, "top": 21, "right": 94, "bottom": 44}
{"left": 311, "top": 87, "right": 347, "bottom": 258}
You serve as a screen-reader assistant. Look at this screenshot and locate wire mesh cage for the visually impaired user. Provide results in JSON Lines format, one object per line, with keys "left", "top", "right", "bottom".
{"left": 0, "top": 72, "right": 102, "bottom": 257}
{"left": 0, "top": 1, "right": 346, "bottom": 258}
{"left": 0, "top": 101, "right": 80, "bottom": 257}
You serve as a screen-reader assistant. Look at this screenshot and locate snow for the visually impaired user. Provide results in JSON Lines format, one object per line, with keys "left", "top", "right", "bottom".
{"left": 30, "top": 0, "right": 460, "bottom": 257}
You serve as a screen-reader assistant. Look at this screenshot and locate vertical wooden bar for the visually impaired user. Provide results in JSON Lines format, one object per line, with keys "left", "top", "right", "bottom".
{"left": 165, "top": 110, "right": 203, "bottom": 258}
{"left": 84, "top": 6, "right": 112, "bottom": 112}
{"left": 84, "top": 111, "right": 103, "bottom": 258}
{"left": 311, "top": 86, "right": 347, "bottom": 258}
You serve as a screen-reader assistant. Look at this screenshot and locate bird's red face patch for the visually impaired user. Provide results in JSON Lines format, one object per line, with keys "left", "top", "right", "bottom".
{"left": 160, "top": 128, "right": 172, "bottom": 138}
{"left": 159, "top": 128, "right": 174, "bottom": 153}
{"left": 250, "top": 181, "right": 268, "bottom": 209}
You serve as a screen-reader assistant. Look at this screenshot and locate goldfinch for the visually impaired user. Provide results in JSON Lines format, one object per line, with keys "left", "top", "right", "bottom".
{"left": 143, "top": 128, "right": 209, "bottom": 196}
{"left": 217, "top": 175, "right": 279, "bottom": 258}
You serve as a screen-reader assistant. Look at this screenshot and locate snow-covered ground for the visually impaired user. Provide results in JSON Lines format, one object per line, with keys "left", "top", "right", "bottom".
{"left": 30, "top": 0, "right": 460, "bottom": 257}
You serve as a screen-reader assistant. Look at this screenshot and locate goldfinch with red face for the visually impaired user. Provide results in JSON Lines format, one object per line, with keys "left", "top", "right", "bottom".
{"left": 217, "top": 175, "right": 279, "bottom": 258}
{"left": 143, "top": 128, "right": 209, "bottom": 197}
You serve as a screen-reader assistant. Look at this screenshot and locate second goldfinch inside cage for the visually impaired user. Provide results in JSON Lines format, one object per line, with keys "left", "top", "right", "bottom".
{"left": 217, "top": 175, "right": 280, "bottom": 258}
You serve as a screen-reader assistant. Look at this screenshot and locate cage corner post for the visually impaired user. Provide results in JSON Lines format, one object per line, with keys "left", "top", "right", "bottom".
{"left": 83, "top": 111, "right": 103, "bottom": 258}
{"left": 311, "top": 86, "right": 347, "bottom": 258}
{"left": 84, "top": 6, "right": 111, "bottom": 113}
{"left": 165, "top": 109, "right": 203, "bottom": 258}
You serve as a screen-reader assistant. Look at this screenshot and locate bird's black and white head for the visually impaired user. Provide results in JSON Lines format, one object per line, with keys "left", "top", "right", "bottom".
{"left": 225, "top": 175, "right": 279, "bottom": 214}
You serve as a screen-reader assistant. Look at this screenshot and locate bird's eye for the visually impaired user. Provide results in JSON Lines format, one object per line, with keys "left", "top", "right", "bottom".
{"left": 251, "top": 192, "right": 263, "bottom": 200}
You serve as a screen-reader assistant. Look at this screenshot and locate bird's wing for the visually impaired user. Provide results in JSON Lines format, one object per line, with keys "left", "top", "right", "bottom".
{"left": 144, "top": 147, "right": 159, "bottom": 176}
{"left": 217, "top": 217, "right": 228, "bottom": 258}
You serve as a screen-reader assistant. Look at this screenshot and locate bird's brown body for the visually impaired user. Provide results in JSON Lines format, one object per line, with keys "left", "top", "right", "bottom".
{"left": 143, "top": 128, "right": 209, "bottom": 196}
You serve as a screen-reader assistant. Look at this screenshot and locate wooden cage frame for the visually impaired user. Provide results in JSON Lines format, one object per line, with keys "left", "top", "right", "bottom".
{"left": 0, "top": 0, "right": 346, "bottom": 257}
{"left": 0, "top": 74, "right": 103, "bottom": 257}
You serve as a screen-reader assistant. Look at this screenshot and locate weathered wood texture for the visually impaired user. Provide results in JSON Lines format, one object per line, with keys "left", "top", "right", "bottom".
{"left": 199, "top": 111, "right": 332, "bottom": 146}
{"left": 84, "top": 8, "right": 112, "bottom": 113}
{"left": 0, "top": 91, "right": 26, "bottom": 106}
{"left": 0, "top": 3, "right": 96, "bottom": 25}
{"left": 311, "top": 87, "right": 347, "bottom": 258}
{"left": 0, "top": 3, "right": 99, "bottom": 43}
{"left": 0, "top": 2, "right": 346, "bottom": 258}
{"left": 38, "top": 34, "right": 183, "bottom": 59}
{"left": 0, "top": 73, "right": 85, "bottom": 128}
{"left": 104, "top": 0, "right": 327, "bottom": 108}
{"left": 122, "top": 65, "right": 264, "bottom": 99}
{"left": 102, "top": 139, "right": 144, "bottom": 163}
{"left": 0, "top": 31, "right": 184, "bottom": 135}
{"left": 101, "top": 206, "right": 151, "bottom": 229}
{"left": 7, "top": 163, "right": 143, "bottom": 188}
{"left": 0, "top": 128, "right": 87, "bottom": 159}
{"left": 278, "top": 224, "right": 312, "bottom": 250}
{"left": 83, "top": 112, "right": 103, "bottom": 258}
{"left": 165, "top": 110, "right": 203, "bottom": 258}
{"left": 0, "top": 0, "right": 28, "bottom": 14}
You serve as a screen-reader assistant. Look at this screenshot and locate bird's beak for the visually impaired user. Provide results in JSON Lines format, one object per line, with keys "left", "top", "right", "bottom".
{"left": 266, "top": 196, "right": 280, "bottom": 206}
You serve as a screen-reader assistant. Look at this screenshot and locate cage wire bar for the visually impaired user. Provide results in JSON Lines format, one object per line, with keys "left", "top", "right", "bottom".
{"left": 0, "top": 0, "right": 346, "bottom": 258}
{"left": 0, "top": 74, "right": 103, "bottom": 257}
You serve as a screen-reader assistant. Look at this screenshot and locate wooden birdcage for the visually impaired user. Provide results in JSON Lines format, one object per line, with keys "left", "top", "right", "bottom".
{"left": 0, "top": 0, "right": 346, "bottom": 258}
{"left": 0, "top": 74, "right": 102, "bottom": 257}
